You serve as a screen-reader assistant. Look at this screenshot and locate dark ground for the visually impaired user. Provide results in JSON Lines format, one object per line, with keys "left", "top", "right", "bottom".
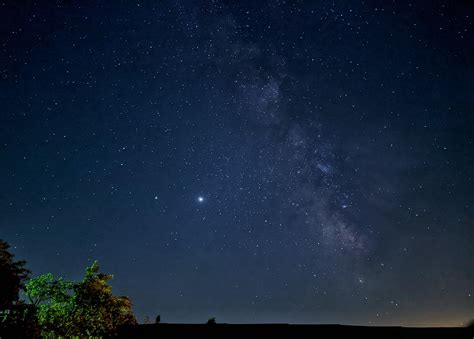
{"left": 118, "top": 323, "right": 473, "bottom": 339}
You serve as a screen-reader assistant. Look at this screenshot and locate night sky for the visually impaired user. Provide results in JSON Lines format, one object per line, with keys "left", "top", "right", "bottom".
{"left": 1, "top": 0, "right": 473, "bottom": 327}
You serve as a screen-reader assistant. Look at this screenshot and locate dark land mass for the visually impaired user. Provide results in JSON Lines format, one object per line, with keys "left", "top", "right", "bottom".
{"left": 118, "top": 323, "right": 473, "bottom": 339}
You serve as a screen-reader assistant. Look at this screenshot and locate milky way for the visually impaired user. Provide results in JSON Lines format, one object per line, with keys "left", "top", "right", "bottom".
{"left": 1, "top": 1, "right": 472, "bottom": 326}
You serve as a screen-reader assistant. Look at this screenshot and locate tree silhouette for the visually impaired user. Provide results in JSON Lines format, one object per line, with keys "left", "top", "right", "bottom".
{"left": 207, "top": 317, "right": 217, "bottom": 325}
{"left": 0, "top": 239, "right": 39, "bottom": 337}
{"left": 0, "top": 239, "right": 30, "bottom": 310}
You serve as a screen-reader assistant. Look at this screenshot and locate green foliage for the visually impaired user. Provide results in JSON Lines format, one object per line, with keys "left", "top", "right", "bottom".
{"left": 0, "top": 239, "right": 30, "bottom": 310}
{"left": 25, "top": 273, "right": 75, "bottom": 336}
{"left": 25, "top": 261, "right": 137, "bottom": 337}
{"left": 26, "top": 273, "right": 73, "bottom": 306}
{"left": 0, "top": 242, "right": 135, "bottom": 337}
{"left": 72, "top": 261, "right": 137, "bottom": 336}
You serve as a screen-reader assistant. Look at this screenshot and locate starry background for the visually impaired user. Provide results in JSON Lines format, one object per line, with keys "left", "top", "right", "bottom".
{"left": 1, "top": 0, "right": 473, "bottom": 327}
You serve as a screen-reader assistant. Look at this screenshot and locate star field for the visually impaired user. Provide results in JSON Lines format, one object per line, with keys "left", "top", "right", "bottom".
{"left": 0, "top": 0, "right": 473, "bottom": 326}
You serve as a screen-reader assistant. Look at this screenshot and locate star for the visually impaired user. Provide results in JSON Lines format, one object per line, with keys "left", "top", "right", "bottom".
{"left": 197, "top": 196, "right": 204, "bottom": 203}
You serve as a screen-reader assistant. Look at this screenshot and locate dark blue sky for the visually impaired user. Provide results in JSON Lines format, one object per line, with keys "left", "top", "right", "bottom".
{"left": 1, "top": 0, "right": 473, "bottom": 326}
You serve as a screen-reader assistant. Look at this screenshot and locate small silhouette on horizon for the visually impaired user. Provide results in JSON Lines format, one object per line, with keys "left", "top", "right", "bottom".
{"left": 206, "top": 317, "right": 216, "bottom": 325}
{"left": 155, "top": 315, "right": 161, "bottom": 324}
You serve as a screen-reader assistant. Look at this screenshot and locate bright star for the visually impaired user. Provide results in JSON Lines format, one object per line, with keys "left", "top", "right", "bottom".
{"left": 197, "top": 196, "right": 204, "bottom": 203}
